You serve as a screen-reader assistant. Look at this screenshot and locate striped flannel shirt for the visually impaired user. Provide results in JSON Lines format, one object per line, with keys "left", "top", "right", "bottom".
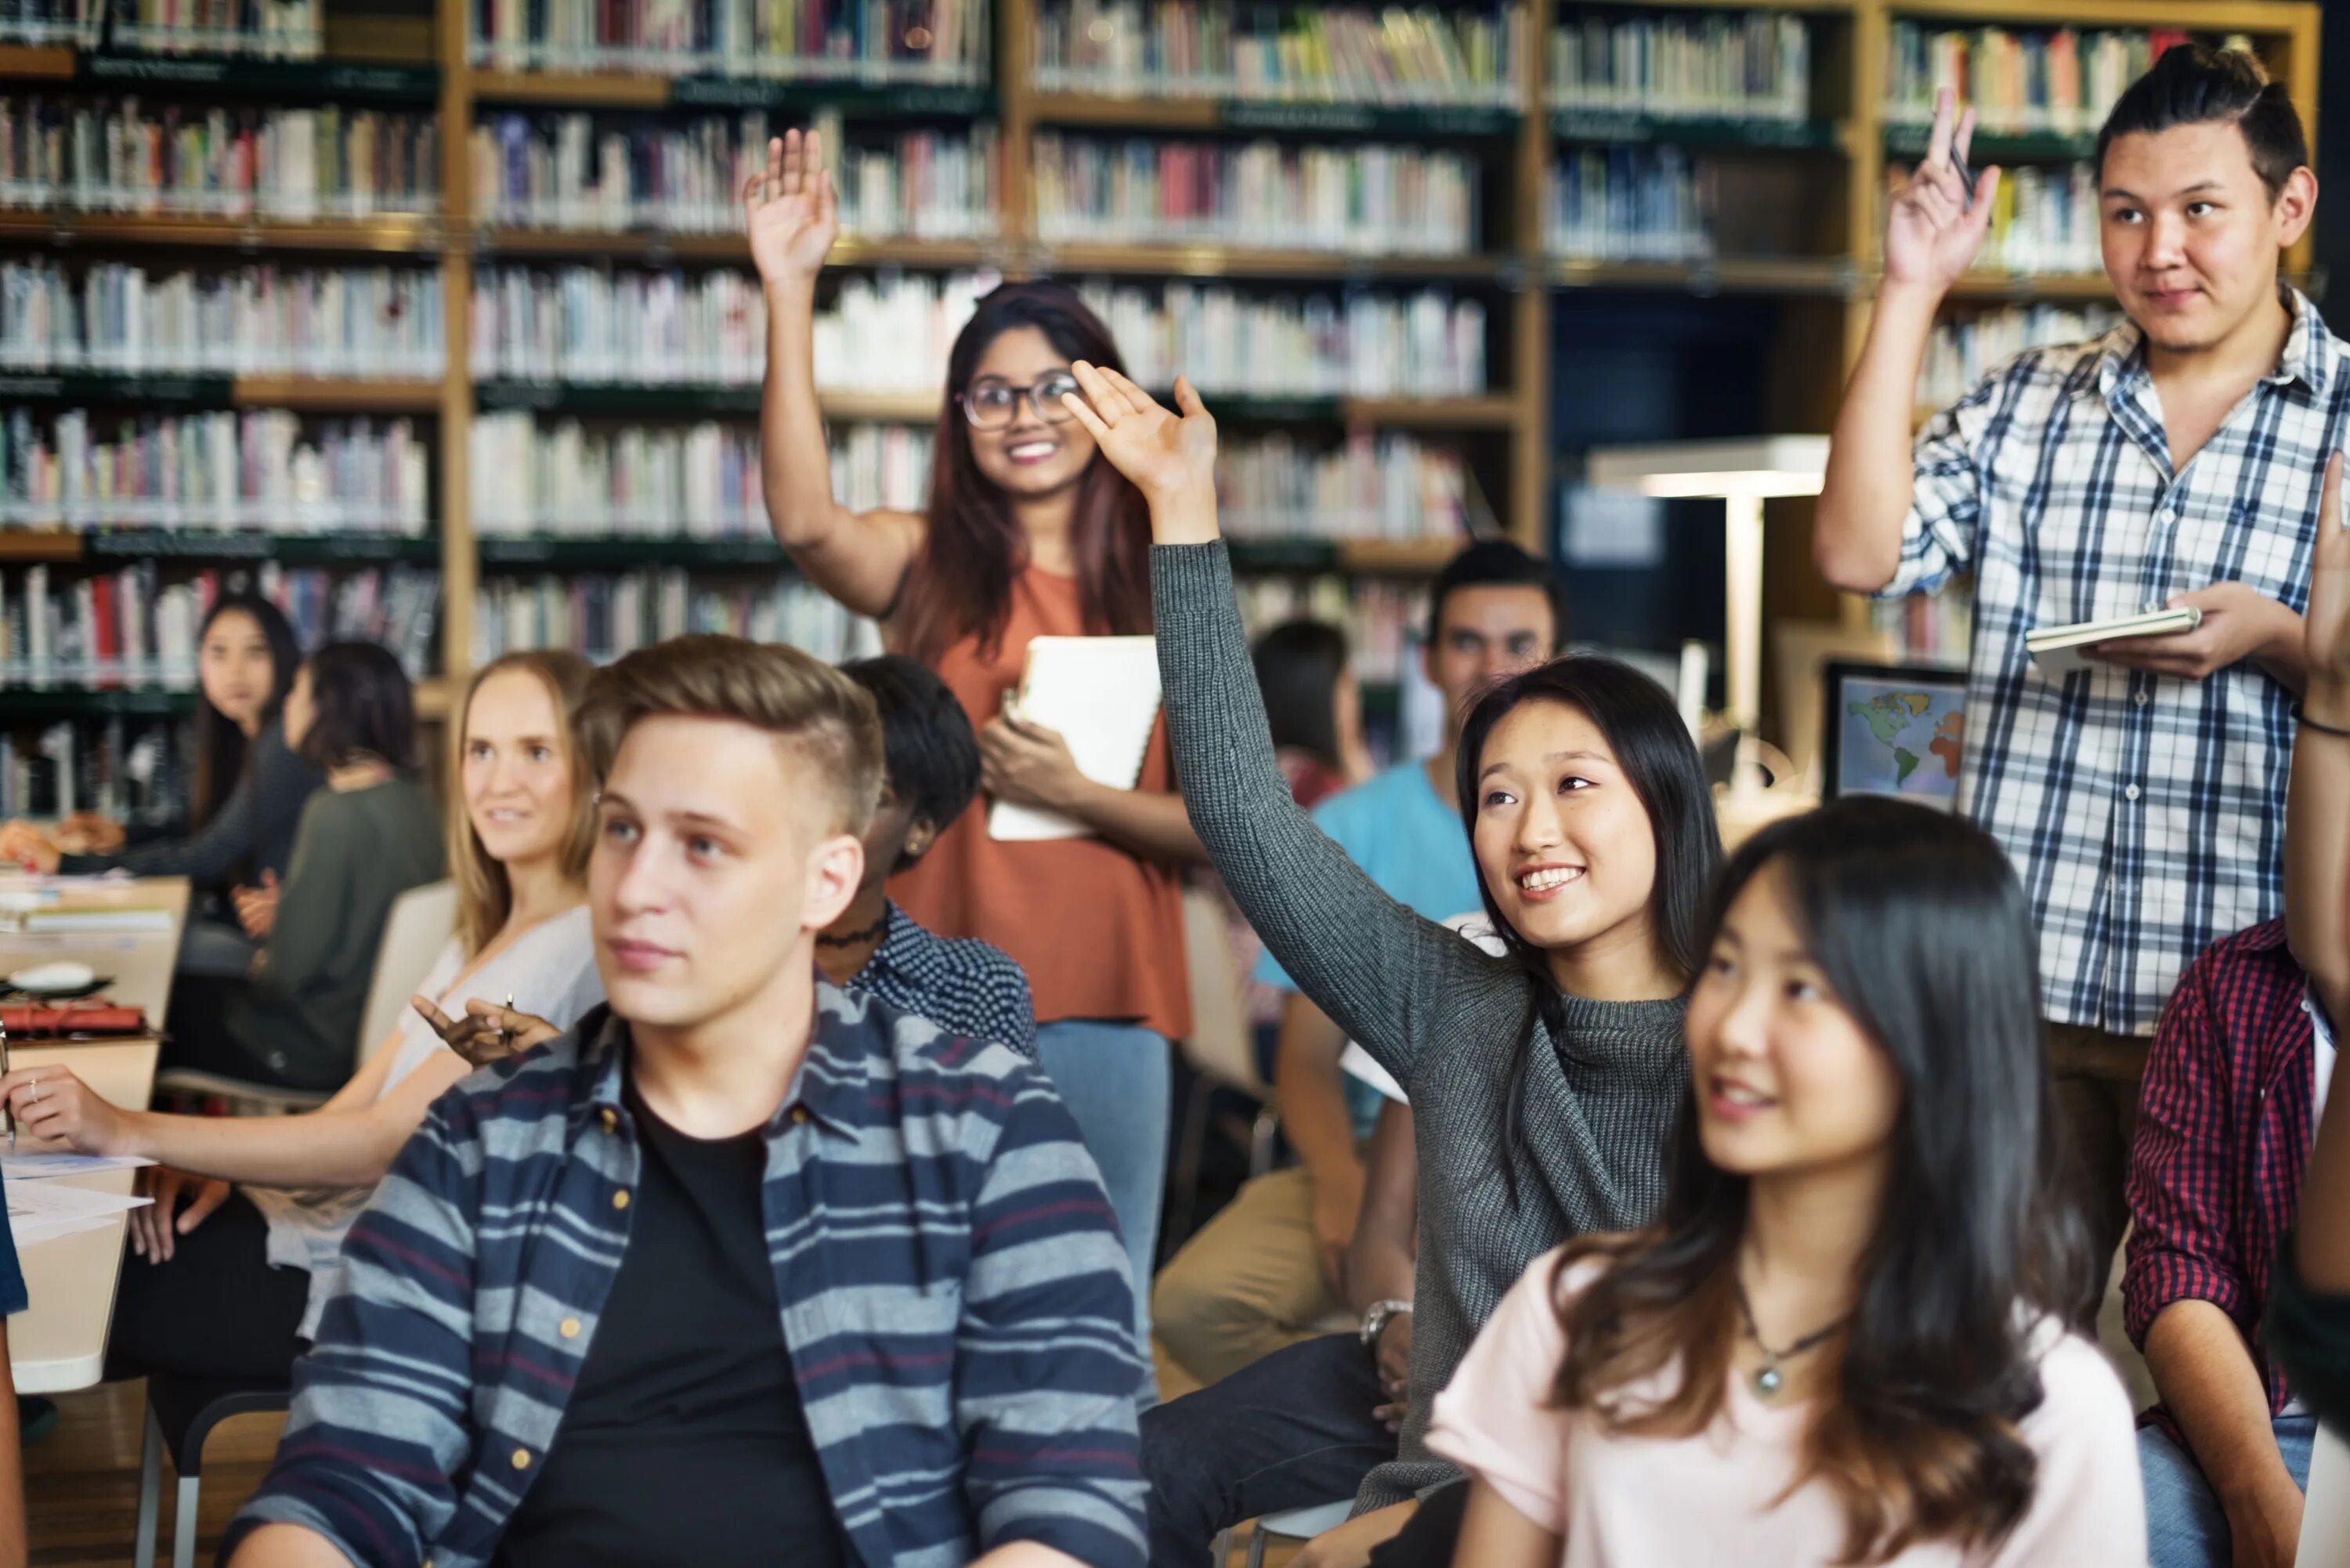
{"left": 2122, "top": 919, "right": 2315, "bottom": 1425}
{"left": 1891, "top": 289, "right": 2350, "bottom": 1034}
{"left": 223, "top": 981, "right": 1148, "bottom": 1568}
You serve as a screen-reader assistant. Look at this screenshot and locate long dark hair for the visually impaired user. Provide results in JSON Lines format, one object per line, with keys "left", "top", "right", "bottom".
{"left": 191, "top": 593, "right": 299, "bottom": 829}
{"left": 295, "top": 642, "right": 418, "bottom": 775}
{"left": 894, "top": 283, "right": 1154, "bottom": 667}
{"left": 1453, "top": 658, "right": 1719, "bottom": 1194}
{"left": 1550, "top": 799, "right": 2093, "bottom": 1563}
{"left": 1253, "top": 620, "right": 1350, "bottom": 771}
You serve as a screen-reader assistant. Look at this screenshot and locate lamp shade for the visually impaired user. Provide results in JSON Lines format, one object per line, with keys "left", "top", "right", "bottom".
{"left": 1587, "top": 435, "right": 1830, "bottom": 500}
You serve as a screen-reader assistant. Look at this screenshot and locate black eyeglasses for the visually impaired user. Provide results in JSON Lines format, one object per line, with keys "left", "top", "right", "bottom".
{"left": 957, "top": 373, "right": 1082, "bottom": 430}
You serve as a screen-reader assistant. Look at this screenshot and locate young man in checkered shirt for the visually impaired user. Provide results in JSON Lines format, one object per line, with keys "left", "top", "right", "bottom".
{"left": 1814, "top": 45, "right": 2349, "bottom": 1314}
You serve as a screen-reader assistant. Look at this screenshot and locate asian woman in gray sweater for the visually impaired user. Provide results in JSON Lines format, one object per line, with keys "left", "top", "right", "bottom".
{"left": 1059, "top": 363, "right": 1723, "bottom": 1567}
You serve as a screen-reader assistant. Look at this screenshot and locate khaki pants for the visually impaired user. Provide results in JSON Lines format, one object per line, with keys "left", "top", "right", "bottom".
{"left": 2048, "top": 1022, "right": 2150, "bottom": 1328}
{"left": 1151, "top": 1165, "right": 1347, "bottom": 1387}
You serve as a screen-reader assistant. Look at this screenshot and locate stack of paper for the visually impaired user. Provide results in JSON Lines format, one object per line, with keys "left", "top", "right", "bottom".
{"left": 8, "top": 1179, "right": 149, "bottom": 1248}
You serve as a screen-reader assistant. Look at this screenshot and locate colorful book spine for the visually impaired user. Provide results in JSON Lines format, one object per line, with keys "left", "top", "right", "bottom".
{"left": 1232, "top": 571, "right": 1423, "bottom": 683}
{"left": 0, "top": 406, "right": 432, "bottom": 532}
{"left": 1918, "top": 303, "right": 2122, "bottom": 407}
{"left": 0, "top": 0, "right": 321, "bottom": 53}
{"left": 1034, "top": 1, "right": 1523, "bottom": 107}
{"left": 1888, "top": 158, "right": 2099, "bottom": 275}
{"left": 0, "top": 258, "right": 444, "bottom": 377}
{"left": 468, "top": 0, "right": 989, "bottom": 83}
{"left": 1077, "top": 279, "right": 1485, "bottom": 398}
{"left": 472, "top": 570, "right": 880, "bottom": 667}
{"left": 471, "top": 108, "right": 997, "bottom": 238}
{"left": 1885, "top": 24, "right": 2208, "bottom": 135}
{"left": 1547, "top": 145, "right": 1710, "bottom": 262}
{"left": 1549, "top": 13, "right": 1810, "bottom": 121}
{"left": 1217, "top": 431, "right": 1468, "bottom": 541}
{"left": 1032, "top": 132, "right": 1478, "bottom": 256}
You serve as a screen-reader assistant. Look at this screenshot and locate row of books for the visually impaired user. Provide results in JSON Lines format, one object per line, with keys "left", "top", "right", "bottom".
{"left": 1549, "top": 13, "right": 1810, "bottom": 123}
{"left": 0, "top": 408, "right": 432, "bottom": 532}
{"left": 472, "top": 110, "right": 996, "bottom": 239}
{"left": 1216, "top": 432, "right": 1466, "bottom": 542}
{"left": 1885, "top": 25, "right": 2200, "bottom": 136}
{"left": 468, "top": 412, "right": 939, "bottom": 536}
{"left": 0, "top": 99, "right": 440, "bottom": 220}
{"left": 1918, "top": 302, "right": 2121, "bottom": 409}
{"left": 474, "top": 572, "right": 880, "bottom": 668}
{"left": 469, "top": 263, "right": 993, "bottom": 392}
{"left": 1076, "top": 280, "right": 1486, "bottom": 399}
{"left": 0, "top": 717, "right": 186, "bottom": 829}
{"left": 2, "top": 562, "right": 440, "bottom": 687}
{"left": 1910, "top": 160, "right": 2101, "bottom": 277}
{"left": 1032, "top": 2, "right": 1522, "bottom": 107}
{"left": 1548, "top": 146, "right": 1709, "bottom": 264}
{"left": 0, "top": 0, "right": 319, "bottom": 53}
{"left": 1871, "top": 581, "right": 1972, "bottom": 665}
{"left": 0, "top": 260, "right": 445, "bottom": 379}
{"left": 1232, "top": 571, "right": 1426, "bottom": 685}
{"left": 468, "top": 0, "right": 987, "bottom": 81}
{"left": 1032, "top": 133, "right": 1477, "bottom": 256}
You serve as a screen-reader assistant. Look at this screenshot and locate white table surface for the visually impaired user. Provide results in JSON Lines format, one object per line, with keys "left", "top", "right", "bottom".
{"left": 0, "top": 876, "right": 187, "bottom": 1394}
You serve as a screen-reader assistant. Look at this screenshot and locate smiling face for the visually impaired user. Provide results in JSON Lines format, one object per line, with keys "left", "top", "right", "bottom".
{"left": 199, "top": 608, "right": 277, "bottom": 735}
{"left": 1470, "top": 697, "right": 1659, "bottom": 961}
{"left": 462, "top": 668, "right": 575, "bottom": 872}
{"left": 2100, "top": 120, "right": 2313, "bottom": 356}
{"left": 589, "top": 714, "right": 862, "bottom": 1036}
{"left": 1684, "top": 862, "right": 1905, "bottom": 1180}
{"left": 960, "top": 325, "right": 1099, "bottom": 500}
{"left": 1424, "top": 584, "right": 1556, "bottom": 730}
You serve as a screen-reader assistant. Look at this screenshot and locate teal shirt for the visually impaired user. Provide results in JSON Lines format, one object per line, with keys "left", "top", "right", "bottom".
{"left": 1251, "top": 759, "right": 1483, "bottom": 1137}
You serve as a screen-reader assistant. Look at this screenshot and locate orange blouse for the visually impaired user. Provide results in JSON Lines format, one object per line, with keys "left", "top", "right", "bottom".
{"left": 888, "top": 565, "right": 1191, "bottom": 1041}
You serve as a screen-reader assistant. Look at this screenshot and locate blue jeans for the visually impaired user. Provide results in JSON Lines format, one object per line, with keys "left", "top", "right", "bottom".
{"left": 2140, "top": 1413, "right": 2316, "bottom": 1567}
{"left": 1035, "top": 1020, "right": 1172, "bottom": 1350}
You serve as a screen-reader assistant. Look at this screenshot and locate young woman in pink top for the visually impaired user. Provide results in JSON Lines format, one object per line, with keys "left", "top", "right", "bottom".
{"left": 1426, "top": 798, "right": 2146, "bottom": 1567}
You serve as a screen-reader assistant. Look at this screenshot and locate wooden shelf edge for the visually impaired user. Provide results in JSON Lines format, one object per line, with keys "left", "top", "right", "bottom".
{"left": 1339, "top": 537, "right": 1469, "bottom": 574}
{"left": 1884, "top": 0, "right": 2309, "bottom": 32}
{"left": 414, "top": 677, "right": 454, "bottom": 720}
{"left": 475, "top": 227, "right": 997, "bottom": 267}
{"left": 1033, "top": 242, "right": 1504, "bottom": 280}
{"left": 0, "top": 210, "right": 441, "bottom": 252}
{"left": 231, "top": 377, "right": 444, "bottom": 410}
{"left": 1337, "top": 396, "right": 1519, "bottom": 429}
{"left": 0, "top": 43, "right": 76, "bottom": 78}
{"left": 467, "top": 68, "right": 669, "bottom": 107}
{"left": 1550, "top": 256, "right": 1855, "bottom": 295}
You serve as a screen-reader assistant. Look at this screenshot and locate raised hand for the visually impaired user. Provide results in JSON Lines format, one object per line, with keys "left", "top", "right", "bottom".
{"left": 743, "top": 128, "right": 839, "bottom": 287}
{"left": 1060, "top": 362, "right": 1220, "bottom": 540}
{"left": 1884, "top": 89, "right": 2000, "bottom": 294}
{"left": 2307, "top": 453, "right": 2349, "bottom": 722}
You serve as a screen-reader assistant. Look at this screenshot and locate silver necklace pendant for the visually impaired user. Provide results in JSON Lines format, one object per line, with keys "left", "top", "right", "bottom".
{"left": 1753, "top": 1363, "right": 1784, "bottom": 1398}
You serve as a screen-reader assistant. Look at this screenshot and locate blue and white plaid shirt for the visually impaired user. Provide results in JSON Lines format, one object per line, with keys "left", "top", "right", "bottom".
{"left": 1892, "top": 288, "right": 2350, "bottom": 1035}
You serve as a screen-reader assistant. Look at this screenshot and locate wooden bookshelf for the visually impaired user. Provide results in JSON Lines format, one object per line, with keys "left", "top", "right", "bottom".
{"left": 0, "top": 0, "right": 2324, "bottom": 736}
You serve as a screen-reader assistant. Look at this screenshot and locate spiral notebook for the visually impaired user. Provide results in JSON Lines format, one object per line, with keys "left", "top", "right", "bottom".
{"left": 987, "top": 636, "right": 1162, "bottom": 843}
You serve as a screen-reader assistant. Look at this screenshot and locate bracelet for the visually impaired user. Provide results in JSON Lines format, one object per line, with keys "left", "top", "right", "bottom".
{"left": 2298, "top": 706, "right": 2350, "bottom": 740}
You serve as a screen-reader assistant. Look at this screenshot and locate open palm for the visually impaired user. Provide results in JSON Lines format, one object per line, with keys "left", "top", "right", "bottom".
{"left": 743, "top": 128, "right": 838, "bottom": 284}
{"left": 2308, "top": 453, "right": 2350, "bottom": 701}
{"left": 1062, "top": 361, "right": 1217, "bottom": 508}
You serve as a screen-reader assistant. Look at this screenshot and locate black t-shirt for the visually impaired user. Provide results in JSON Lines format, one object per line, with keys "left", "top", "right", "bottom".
{"left": 494, "top": 1078, "right": 851, "bottom": 1568}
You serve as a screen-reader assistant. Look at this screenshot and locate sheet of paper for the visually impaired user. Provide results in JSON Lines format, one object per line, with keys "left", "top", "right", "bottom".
{"left": 988, "top": 635, "right": 1164, "bottom": 843}
{"left": 2, "top": 1152, "right": 155, "bottom": 1182}
{"left": 8, "top": 1177, "right": 150, "bottom": 1248}
{"left": 24, "top": 908, "right": 174, "bottom": 934}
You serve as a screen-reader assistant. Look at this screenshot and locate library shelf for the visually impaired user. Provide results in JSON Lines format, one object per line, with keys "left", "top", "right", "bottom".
{"left": 1550, "top": 256, "right": 1855, "bottom": 295}
{"left": 1225, "top": 537, "right": 1467, "bottom": 576}
{"left": 1552, "top": 110, "right": 1845, "bottom": 150}
{"left": 1032, "top": 243, "right": 1507, "bottom": 281}
{"left": 1882, "top": 124, "right": 2097, "bottom": 162}
{"left": 1943, "top": 271, "right": 2117, "bottom": 301}
{"left": 1027, "top": 92, "right": 1520, "bottom": 139}
{"left": 0, "top": 687, "right": 196, "bottom": 718}
{"left": 1885, "top": 0, "right": 2308, "bottom": 30}
{"left": 0, "top": 374, "right": 442, "bottom": 412}
{"left": 475, "top": 536, "right": 786, "bottom": 569}
{"left": 473, "top": 229, "right": 999, "bottom": 269}
{"left": 474, "top": 382, "right": 939, "bottom": 421}
{"left": 0, "top": 46, "right": 439, "bottom": 100}
{"left": 0, "top": 211, "right": 442, "bottom": 254}
{"left": 0, "top": 531, "right": 439, "bottom": 565}
{"left": 466, "top": 68, "right": 992, "bottom": 118}
{"left": 1211, "top": 395, "right": 1520, "bottom": 429}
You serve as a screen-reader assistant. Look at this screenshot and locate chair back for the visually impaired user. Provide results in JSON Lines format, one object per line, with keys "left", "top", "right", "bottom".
{"left": 357, "top": 880, "right": 458, "bottom": 1064}
{"left": 2299, "top": 1421, "right": 2350, "bottom": 1568}
{"left": 1178, "top": 882, "right": 1269, "bottom": 1100}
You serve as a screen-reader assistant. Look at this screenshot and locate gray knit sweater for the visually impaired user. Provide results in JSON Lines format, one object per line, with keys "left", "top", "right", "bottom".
{"left": 1154, "top": 541, "right": 1689, "bottom": 1510}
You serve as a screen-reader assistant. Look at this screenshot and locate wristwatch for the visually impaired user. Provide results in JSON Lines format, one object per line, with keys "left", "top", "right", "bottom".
{"left": 1359, "top": 1299, "right": 1413, "bottom": 1349}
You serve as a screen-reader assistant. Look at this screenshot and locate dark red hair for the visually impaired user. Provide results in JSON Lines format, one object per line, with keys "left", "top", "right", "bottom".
{"left": 894, "top": 282, "right": 1154, "bottom": 667}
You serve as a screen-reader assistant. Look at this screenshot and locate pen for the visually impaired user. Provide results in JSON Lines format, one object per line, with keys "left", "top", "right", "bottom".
{"left": 499, "top": 994, "right": 515, "bottom": 1051}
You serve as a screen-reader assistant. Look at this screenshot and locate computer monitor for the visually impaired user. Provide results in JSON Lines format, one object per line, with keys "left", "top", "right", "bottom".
{"left": 1819, "top": 660, "right": 1969, "bottom": 809}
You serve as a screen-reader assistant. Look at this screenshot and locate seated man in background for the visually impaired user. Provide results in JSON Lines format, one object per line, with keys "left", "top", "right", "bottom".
{"left": 224, "top": 634, "right": 1145, "bottom": 1568}
{"left": 2125, "top": 453, "right": 2345, "bottom": 1568}
{"left": 1152, "top": 542, "right": 1562, "bottom": 1389}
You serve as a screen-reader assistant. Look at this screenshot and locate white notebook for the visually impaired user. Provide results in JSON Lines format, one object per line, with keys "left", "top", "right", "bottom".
{"left": 987, "top": 635, "right": 1164, "bottom": 843}
{"left": 2026, "top": 606, "right": 2202, "bottom": 679}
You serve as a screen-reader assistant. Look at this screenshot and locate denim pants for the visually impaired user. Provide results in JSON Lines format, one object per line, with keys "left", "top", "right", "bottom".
{"left": 2140, "top": 1412, "right": 2316, "bottom": 1567}
{"left": 1034, "top": 1019, "right": 1172, "bottom": 1349}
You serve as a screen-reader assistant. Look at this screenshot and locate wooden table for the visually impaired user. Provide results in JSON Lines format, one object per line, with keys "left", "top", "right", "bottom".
{"left": 0, "top": 876, "right": 188, "bottom": 1393}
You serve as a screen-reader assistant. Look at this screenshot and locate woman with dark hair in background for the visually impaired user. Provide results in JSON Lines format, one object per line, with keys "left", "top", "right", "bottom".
{"left": 1428, "top": 800, "right": 2140, "bottom": 1566}
{"left": 749, "top": 129, "right": 1206, "bottom": 1349}
{"left": 0, "top": 593, "right": 324, "bottom": 973}
{"left": 159, "top": 641, "right": 444, "bottom": 1095}
{"left": 1255, "top": 618, "right": 1373, "bottom": 812}
{"left": 1059, "top": 362, "right": 1721, "bottom": 1566}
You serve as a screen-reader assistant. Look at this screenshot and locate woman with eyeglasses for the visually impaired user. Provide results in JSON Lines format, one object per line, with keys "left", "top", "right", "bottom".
{"left": 748, "top": 129, "right": 1206, "bottom": 1352}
